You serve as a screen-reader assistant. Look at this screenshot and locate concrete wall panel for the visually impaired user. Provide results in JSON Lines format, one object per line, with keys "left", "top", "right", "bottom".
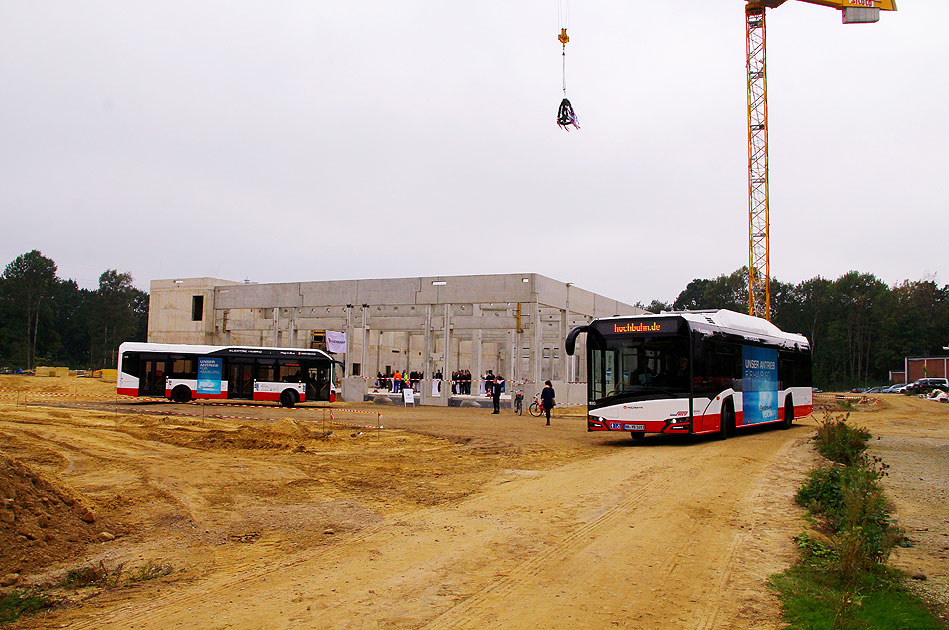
{"left": 417, "top": 274, "right": 535, "bottom": 304}
{"left": 215, "top": 283, "right": 304, "bottom": 309}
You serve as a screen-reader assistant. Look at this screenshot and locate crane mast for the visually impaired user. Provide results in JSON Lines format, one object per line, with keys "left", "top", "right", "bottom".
{"left": 743, "top": 0, "right": 896, "bottom": 320}
{"left": 746, "top": 4, "right": 770, "bottom": 320}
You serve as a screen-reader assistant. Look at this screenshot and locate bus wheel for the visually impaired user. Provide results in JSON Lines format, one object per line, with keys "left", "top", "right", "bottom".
{"left": 171, "top": 385, "right": 192, "bottom": 404}
{"left": 717, "top": 402, "right": 733, "bottom": 440}
{"left": 280, "top": 390, "right": 297, "bottom": 408}
{"left": 782, "top": 397, "right": 794, "bottom": 429}
{"left": 630, "top": 431, "right": 645, "bottom": 440}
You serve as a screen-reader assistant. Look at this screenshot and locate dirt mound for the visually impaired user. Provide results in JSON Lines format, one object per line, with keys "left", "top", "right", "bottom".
{"left": 259, "top": 417, "right": 316, "bottom": 438}
{"left": 152, "top": 421, "right": 325, "bottom": 452}
{"left": 0, "top": 456, "right": 112, "bottom": 579}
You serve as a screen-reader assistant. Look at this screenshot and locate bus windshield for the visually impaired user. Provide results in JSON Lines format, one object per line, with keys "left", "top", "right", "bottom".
{"left": 590, "top": 334, "right": 690, "bottom": 405}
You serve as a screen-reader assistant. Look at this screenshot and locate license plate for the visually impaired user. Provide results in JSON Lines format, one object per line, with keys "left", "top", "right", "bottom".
{"left": 610, "top": 422, "right": 645, "bottom": 431}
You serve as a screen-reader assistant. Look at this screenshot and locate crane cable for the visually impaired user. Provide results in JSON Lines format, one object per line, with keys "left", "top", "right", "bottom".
{"left": 556, "top": 0, "right": 579, "bottom": 131}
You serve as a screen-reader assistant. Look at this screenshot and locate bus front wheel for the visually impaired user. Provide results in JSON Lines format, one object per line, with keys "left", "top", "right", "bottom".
{"left": 171, "top": 385, "right": 192, "bottom": 404}
{"left": 280, "top": 390, "right": 297, "bottom": 408}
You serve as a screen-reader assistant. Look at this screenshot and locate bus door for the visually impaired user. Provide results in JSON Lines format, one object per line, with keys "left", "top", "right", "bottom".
{"left": 307, "top": 365, "right": 331, "bottom": 401}
{"left": 141, "top": 358, "right": 168, "bottom": 396}
{"left": 228, "top": 361, "right": 254, "bottom": 399}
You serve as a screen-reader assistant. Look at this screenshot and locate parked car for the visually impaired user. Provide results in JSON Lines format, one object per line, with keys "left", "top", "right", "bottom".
{"left": 904, "top": 378, "right": 949, "bottom": 395}
{"left": 884, "top": 384, "right": 906, "bottom": 393}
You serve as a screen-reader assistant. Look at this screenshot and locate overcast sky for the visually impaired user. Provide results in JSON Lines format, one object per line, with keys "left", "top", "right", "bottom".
{"left": 1, "top": 2, "right": 945, "bottom": 306}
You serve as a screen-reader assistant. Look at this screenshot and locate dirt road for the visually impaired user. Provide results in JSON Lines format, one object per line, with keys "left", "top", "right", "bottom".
{"left": 2, "top": 378, "right": 944, "bottom": 628}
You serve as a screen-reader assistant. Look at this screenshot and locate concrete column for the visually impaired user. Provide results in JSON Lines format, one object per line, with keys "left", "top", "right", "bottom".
{"left": 559, "top": 308, "right": 568, "bottom": 382}
{"left": 444, "top": 303, "right": 452, "bottom": 388}
{"left": 532, "top": 302, "right": 543, "bottom": 385}
{"left": 360, "top": 305, "right": 368, "bottom": 378}
{"left": 564, "top": 282, "right": 572, "bottom": 382}
{"left": 424, "top": 305, "right": 432, "bottom": 380}
{"left": 513, "top": 328, "right": 520, "bottom": 383}
{"left": 374, "top": 329, "right": 382, "bottom": 377}
{"left": 273, "top": 307, "right": 280, "bottom": 347}
{"left": 403, "top": 332, "right": 410, "bottom": 372}
{"left": 472, "top": 304, "right": 483, "bottom": 391}
{"left": 434, "top": 303, "right": 451, "bottom": 406}
{"left": 345, "top": 304, "right": 353, "bottom": 377}
{"left": 509, "top": 330, "right": 516, "bottom": 385}
{"left": 288, "top": 309, "right": 296, "bottom": 348}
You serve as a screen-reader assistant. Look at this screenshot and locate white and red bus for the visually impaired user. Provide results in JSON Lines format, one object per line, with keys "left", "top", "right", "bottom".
{"left": 566, "top": 309, "right": 812, "bottom": 439}
{"left": 117, "top": 342, "right": 340, "bottom": 407}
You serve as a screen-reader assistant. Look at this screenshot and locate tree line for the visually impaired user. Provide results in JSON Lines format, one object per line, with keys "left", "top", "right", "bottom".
{"left": 1, "top": 251, "right": 945, "bottom": 388}
{"left": 0, "top": 250, "right": 147, "bottom": 371}
{"left": 639, "top": 267, "right": 949, "bottom": 390}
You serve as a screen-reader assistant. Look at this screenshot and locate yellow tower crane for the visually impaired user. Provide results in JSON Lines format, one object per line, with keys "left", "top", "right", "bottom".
{"left": 744, "top": 0, "right": 896, "bottom": 320}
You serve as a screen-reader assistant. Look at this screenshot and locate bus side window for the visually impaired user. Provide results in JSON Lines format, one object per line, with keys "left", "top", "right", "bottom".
{"left": 171, "top": 357, "right": 196, "bottom": 379}
{"left": 278, "top": 362, "right": 303, "bottom": 383}
{"left": 257, "top": 361, "right": 275, "bottom": 383}
{"left": 779, "top": 356, "right": 793, "bottom": 389}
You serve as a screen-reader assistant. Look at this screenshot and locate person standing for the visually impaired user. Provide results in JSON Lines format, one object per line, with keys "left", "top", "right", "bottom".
{"left": 491, "top": 373, "right": 504, "bottom": 414}
{"left": 540, "top": 379, "right": 556, "bottom": 426}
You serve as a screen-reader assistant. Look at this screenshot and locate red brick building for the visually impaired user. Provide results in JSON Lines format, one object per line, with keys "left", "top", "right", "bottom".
{"left": 890, "top": 356, "right": 949, "bottom": 384}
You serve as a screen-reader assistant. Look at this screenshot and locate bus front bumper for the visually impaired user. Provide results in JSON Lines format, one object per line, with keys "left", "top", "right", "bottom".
{"left": 587, "top": 416, "right": 692, "bottom": 434}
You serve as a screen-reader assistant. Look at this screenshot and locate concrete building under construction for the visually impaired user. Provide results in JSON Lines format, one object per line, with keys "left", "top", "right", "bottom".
{"left": 147, "top": 273, "right": 644, "bottom": 403}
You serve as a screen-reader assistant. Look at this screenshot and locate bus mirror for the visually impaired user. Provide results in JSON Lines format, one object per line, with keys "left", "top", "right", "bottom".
{"left": 565, "top": 325, "right": 589, "bottom": 356}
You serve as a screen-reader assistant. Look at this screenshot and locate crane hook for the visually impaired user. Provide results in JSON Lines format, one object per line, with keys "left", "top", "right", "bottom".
{"left": 558, "top": 28, "right": 569, "bottom": 48}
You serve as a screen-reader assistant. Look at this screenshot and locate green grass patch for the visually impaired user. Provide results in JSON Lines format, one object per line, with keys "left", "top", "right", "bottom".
{"left": 0, "top": 588, "right": 60, "bottom": 624}
{"left": 771, "top": 562, "right": 943, "bottom": 630}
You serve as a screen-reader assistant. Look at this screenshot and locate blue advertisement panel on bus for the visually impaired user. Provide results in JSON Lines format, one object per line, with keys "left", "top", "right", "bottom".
{"left": 742, "top": 345, "right": 778, "bottom": 424}
{"left": 197, "top": 357, "right": 223, "bottom": 395}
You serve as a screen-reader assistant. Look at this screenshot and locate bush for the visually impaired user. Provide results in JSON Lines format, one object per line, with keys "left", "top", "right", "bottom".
{"left": 814, "top": 413, "right": 871, "bottom": 466}
{"left": 798, "top": 462, "right": 899, "bottom": 580}
{"left": 797, "top": 466, "right": 845, "bottom": 524}
{"left": 837, "top": 457, "right": 900, "bottom": 579}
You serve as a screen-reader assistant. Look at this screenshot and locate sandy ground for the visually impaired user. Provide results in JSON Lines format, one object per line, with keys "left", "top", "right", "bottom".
{"left": 1, "top": 376, "right": 946, "bottom": 629}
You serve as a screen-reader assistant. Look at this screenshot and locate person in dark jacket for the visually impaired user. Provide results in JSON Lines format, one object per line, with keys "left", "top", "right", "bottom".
{"left": 491, "top": 373, "right": 504, "bottom": 414}
{"left": 540, "top": 380, "right": 556, "bottom": 425}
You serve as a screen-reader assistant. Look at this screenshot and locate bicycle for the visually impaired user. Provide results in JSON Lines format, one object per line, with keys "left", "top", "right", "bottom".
{"left": 528, "top": 394, "right": 545, "bottom": 417}
{"left": 513, "top": 392, "right": 524, "bottom": 415}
